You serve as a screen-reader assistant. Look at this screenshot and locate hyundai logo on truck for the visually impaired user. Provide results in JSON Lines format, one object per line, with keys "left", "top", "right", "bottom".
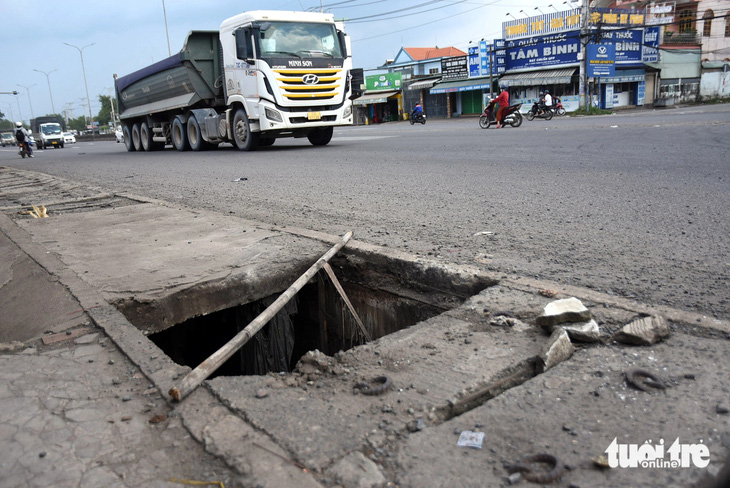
{"left": 302, "top": 74, "right": 320, "bottom": 85}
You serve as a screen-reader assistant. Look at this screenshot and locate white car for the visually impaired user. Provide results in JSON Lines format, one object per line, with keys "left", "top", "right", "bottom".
{"left": 115, "top": 128, "right": 124, "bottom": 143}
{"left": 63, "top": 132, "right": 76, "bottom": 144}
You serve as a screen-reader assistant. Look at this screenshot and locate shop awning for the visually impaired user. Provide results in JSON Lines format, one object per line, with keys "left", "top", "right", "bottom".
{"left": 430, "top": 76, "right": 493, "bottom": 94}
{"left": 499, "top": 68, "right": 578, "bottom": 87}
{"left": 407, "top": 78, "right": 440, "bottom": 90}
{"left": 352, "top": 90, "right": 399, "bottom": 106}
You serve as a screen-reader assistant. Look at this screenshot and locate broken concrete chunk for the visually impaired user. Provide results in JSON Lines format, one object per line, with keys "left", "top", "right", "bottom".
{"left": 539, "top": 328, "right": 574, "bottom": 373}
{"left": 328, "top": 451, "right": 386, "bottom": 488}
{"left": 612, "top": 315, "right": 670, "bottom": 345}
{"left": 536, "top": 297, "right": 591, "bottom": 327}
{"left": 553, "top": 319, "right": 601, "bottom": 343}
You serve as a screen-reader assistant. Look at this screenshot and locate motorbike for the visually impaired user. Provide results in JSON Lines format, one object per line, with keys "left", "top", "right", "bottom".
{"left": 479, "top": 100, "right": 523, "bottom": 129}
{"left": 410, "top": 112, "right": 426, "bottom": 125}
{"left": 526, "top": 101, "right": 553, "bottom": 121}
{"left": 553, "top": 97, "right": 566, "bottom": 116}
{"left": 18, "top": 141, "right": 30, "bottom": 158}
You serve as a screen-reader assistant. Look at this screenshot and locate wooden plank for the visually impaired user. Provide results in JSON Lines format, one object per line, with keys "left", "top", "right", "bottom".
{"left": 169, "top": 231, "right": 353, "bottom": 402}
{"left": 322, "top": 263, "right": 371, "bottom": 343}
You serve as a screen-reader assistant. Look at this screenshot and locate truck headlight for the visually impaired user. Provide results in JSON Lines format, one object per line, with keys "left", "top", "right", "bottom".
{"left": 265, "top": 107, "right": 283, "bottom": 123}
{"left": 343, "top": 102, "right": 352, "bottom": 118}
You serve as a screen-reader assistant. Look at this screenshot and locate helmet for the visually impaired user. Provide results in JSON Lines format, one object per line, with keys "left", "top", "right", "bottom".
{"left": 15, "top": 121, "right": 22, "bottom": 127}
{"left": 501, "top": 86, "right": 508, "bottom": 91}
{"left": 539, "top": 92, "right": 544, "bottom": 96}
{"left": 545, "top": 90, "right": 549, "bottom": 94}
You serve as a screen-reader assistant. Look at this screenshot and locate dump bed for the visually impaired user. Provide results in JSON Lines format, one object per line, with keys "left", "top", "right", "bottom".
{"left": 115, "top": 31, "right": 223, "bottom": 120}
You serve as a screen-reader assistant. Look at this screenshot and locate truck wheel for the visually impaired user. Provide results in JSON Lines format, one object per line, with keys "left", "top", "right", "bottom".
{"left": 307, "top": 127, "right": 333, "bottom": 146}
{"left": 172, "top": 118, "right": 189, "bottom": 151}
{"left": 232, "top": 108, "right": 259, "bottom": 151}
{"left": 60, "top": 142, "right": 65, "bottom": 148}
{"left": 259, "top": 137, "right": 275, "bottom": 147}
{"left": 122, "top": 124, "right": 135, "bottom": 152}
{"left": 131, "top": 123, "right": 142, "bottom": 151}
{"left": 187, "top": 117, "right": 204, "bottom": 151}
{"left": 140, "top": 122, "right": 153, "bottom": 151}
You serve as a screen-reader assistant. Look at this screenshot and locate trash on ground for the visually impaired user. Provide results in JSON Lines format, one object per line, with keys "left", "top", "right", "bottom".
{"left": 457, "top": 430, "right": 484, "bottom": 449}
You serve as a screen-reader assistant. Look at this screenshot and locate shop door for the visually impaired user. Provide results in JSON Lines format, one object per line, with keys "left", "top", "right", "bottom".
{"left": 461, "top": 90, "right": 482, "bottom": 114}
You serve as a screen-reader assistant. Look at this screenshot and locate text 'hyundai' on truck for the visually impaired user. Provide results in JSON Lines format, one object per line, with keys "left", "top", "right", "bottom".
{"left": 115, "top": 10, "right": 362, "bottom": 152}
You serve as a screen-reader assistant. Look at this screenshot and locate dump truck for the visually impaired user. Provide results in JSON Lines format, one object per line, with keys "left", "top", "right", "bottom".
{"left": 114, "top": 10, "right": 361, "bottom": 152}
{"left": 30, "top": 116, "right": 66, "bottom": 149}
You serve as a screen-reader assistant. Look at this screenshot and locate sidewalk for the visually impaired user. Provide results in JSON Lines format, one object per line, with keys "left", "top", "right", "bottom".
{"left": 2, "top": 166, "right": 729, "bottom": 487}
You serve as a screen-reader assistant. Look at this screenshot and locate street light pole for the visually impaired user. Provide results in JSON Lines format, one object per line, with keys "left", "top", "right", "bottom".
{"left": 17, "top": 84, "right": 35, "bottom": 121}
{"left": 33, "top": 69, "right": 58, "bottom": 115}
{"left": 64, "top": 42, "right": 96, "bottom": 139}
{"left": 162, "top": 0, "right": 172, "bottom": 56}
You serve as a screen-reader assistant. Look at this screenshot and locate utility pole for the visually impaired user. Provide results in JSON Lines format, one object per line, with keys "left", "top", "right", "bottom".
{"left": 579, "top": 0, "right": 589, "bottom": 109}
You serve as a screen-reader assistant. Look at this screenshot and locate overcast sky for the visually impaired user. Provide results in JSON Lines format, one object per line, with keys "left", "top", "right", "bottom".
{"left": 1, "top": 0, "right": 567, "bottom": 122}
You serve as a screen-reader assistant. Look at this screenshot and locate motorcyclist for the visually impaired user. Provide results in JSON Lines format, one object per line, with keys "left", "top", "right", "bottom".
{"left": 15, "top": 122, "right": 33, "bottom": 158}
{"left": 411, "top": 103, "right": 423, "bottom": 121}
{"left": 544, "top": 90, "right": 553, "bottom": 114}
{"left": 536, "top": 92, "right": 545, "bottom": 115}
{"left": 494, "top": 86, "right": 510, "bottom": 129}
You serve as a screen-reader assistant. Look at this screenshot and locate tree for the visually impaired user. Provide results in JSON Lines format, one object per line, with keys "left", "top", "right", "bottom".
{"left": 67, "top": 116, "right": 87, "bottom": 133}
{"left": 97, "top": 95, "right": 114, "bottom": 129}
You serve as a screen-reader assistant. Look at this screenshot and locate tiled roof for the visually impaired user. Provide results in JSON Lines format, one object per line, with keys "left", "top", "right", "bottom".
{"left": 403, "top": 47, "right": 467, "bottom": 61}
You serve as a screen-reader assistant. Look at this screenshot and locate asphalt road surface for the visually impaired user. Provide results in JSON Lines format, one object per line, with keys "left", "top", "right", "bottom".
{"left": 2, "top": 103, "right": 728, "bottom": 321}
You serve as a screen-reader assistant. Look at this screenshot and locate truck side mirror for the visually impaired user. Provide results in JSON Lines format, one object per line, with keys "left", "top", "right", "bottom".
{"left": 338, "top": 31, "right": 349, "bottom": 58}
{"left": 234, "top": 29, "right": 254, "bottom": 64}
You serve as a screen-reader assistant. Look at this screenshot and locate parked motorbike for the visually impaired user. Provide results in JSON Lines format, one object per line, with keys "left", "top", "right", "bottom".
{"left": 410, "top": 112, "right": 426, "bottom": 125}
{"left": 526, "top": 101, "right": 553, "bottom": 121}
{"left": 553, "top": 97, "right": 566, "bottom": 116}
{"left": 479, "top": 100, "right": 523, "bottom": 129}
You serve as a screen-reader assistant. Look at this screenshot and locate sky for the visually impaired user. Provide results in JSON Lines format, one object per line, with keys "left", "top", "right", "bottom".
{"left": 0, "top": 0, "right": 574, "bottom": 123}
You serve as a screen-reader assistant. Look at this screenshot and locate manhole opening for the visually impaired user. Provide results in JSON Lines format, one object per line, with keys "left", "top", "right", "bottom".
{"left": 149, "top": 255, "right": 493, "bottom": 378}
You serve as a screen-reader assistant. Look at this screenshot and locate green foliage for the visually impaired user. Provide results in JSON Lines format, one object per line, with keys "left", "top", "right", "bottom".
{"left": 67, "top": 116, "right": 87, "bottom": 133}
{"left": 96, "top": 94, "right": 116, "bottom": 129}
{"left": 572, "top": 106, "right": 613, "bottom": 116}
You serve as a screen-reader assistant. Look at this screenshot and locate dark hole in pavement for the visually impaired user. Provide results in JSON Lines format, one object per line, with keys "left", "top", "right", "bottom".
{"left": 150, "top": 255, "right": 494, "bottom": 378}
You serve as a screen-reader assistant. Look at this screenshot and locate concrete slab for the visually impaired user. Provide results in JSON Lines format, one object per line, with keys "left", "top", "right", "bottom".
{"left": 395, "top": 333, "right": 730, "bottom": 487}
{"left": 207, "top": 286, "right": 550, "bottom": 471}
{"left": 15, "top": 203, "right": 328, "bottom": 334}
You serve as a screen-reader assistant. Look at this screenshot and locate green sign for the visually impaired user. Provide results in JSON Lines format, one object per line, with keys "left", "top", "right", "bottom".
{"left": 365, "top": 72, "right": 402, "bottom": 91}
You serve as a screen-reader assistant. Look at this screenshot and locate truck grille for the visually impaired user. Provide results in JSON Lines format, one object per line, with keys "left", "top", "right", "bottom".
{"left": 273, "top": 68, "right": 343, "bottom": 100}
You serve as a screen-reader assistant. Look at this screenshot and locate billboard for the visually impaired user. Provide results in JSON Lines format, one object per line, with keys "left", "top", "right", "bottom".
{"left": 365, "top": 72, "right": 402, "bottom": 91}
{"left": 588, "top": 44, "right": 616, "bottom": 78}
{"left": 505, "top": 31, "right": 580, "bottom": 70}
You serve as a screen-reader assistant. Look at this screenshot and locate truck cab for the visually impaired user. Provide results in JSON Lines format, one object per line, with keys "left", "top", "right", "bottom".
{"left": 37, "top": 123, "right": 65, "bottom": 149}
{"left": 219, "top": 10, "right": 354, "bottom": 149}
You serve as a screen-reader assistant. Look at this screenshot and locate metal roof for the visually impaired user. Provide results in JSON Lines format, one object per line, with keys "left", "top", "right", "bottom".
{"left": 499, "top": 68, "right": 578, "bottom": 87}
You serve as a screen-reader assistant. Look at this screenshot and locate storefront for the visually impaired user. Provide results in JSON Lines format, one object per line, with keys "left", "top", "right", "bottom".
{"left": 429, "top": 76, "right": 493, "bottom": 115}
{"left": 499, "top": 67, "right": 580, "bottom": 112}
{"left": 598, "top": 69, "right": 647, "bottom": 109}
{"left": 352, "top": 90, "right": 401, "bottom": 124}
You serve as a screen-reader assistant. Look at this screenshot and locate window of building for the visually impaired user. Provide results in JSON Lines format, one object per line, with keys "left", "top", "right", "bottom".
{"left": 703, "top": 10, "right": 713, "bottom": 37}
{"left": 678, "top": 9, "right": 695, "bottom": 33}
{"left": 429, "top": 68, "right": 439, "bottom": 74}
{"left": 726, "top": 16, "right": 730, "bottom": 37}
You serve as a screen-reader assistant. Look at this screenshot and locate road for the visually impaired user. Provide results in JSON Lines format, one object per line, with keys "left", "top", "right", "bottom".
{"left": 2, "top": 103, "right": 729, "bottom": 320}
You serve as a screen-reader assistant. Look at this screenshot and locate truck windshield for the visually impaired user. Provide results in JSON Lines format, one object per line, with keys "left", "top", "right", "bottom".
{"left": 258, "top": 22, "right": 343, "bottom": 59}
{"left": 41, "top": 124, "right": 62, "bottom": 135}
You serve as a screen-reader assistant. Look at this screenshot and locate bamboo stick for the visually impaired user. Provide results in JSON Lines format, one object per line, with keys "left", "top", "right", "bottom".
{"left": 322, "top": 263, "right": 371, "bottom": 343}
{"left": 169, "top": 231, "right": 353, "bottom": 402}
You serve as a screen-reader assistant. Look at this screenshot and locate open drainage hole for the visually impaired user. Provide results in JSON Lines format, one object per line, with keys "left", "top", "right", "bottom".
{"left": 150, "top": 261, "right": 491, "bottom": 378}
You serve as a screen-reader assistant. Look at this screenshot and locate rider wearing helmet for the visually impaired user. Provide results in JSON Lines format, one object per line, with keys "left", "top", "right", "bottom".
{"left": 544, "top": 90, "right": 553, "bottom": 112}
{"left": 14, "top": 122, "right": 33, "bottom": 157}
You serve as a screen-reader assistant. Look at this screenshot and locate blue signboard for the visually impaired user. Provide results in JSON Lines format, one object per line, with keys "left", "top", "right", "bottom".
{"left": 599, "top": 28, "right": 654, "bottom": 67}
{"left": 505, "top": 31, "right": 580, "bottom": 70}
{"left": 587, "top": 43, "right": 616, "bottom": 77}
{"left": 479, "top": 40, "right": 490, "bottom": 76}
{"left": 468, "top": 46, "right": 480, "bottom": 77}
{"left": 493, "top": 39, "right": 506, "bottom": 74}
{"left": 642, "top": 27, "right": 660, "bottom": 63}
